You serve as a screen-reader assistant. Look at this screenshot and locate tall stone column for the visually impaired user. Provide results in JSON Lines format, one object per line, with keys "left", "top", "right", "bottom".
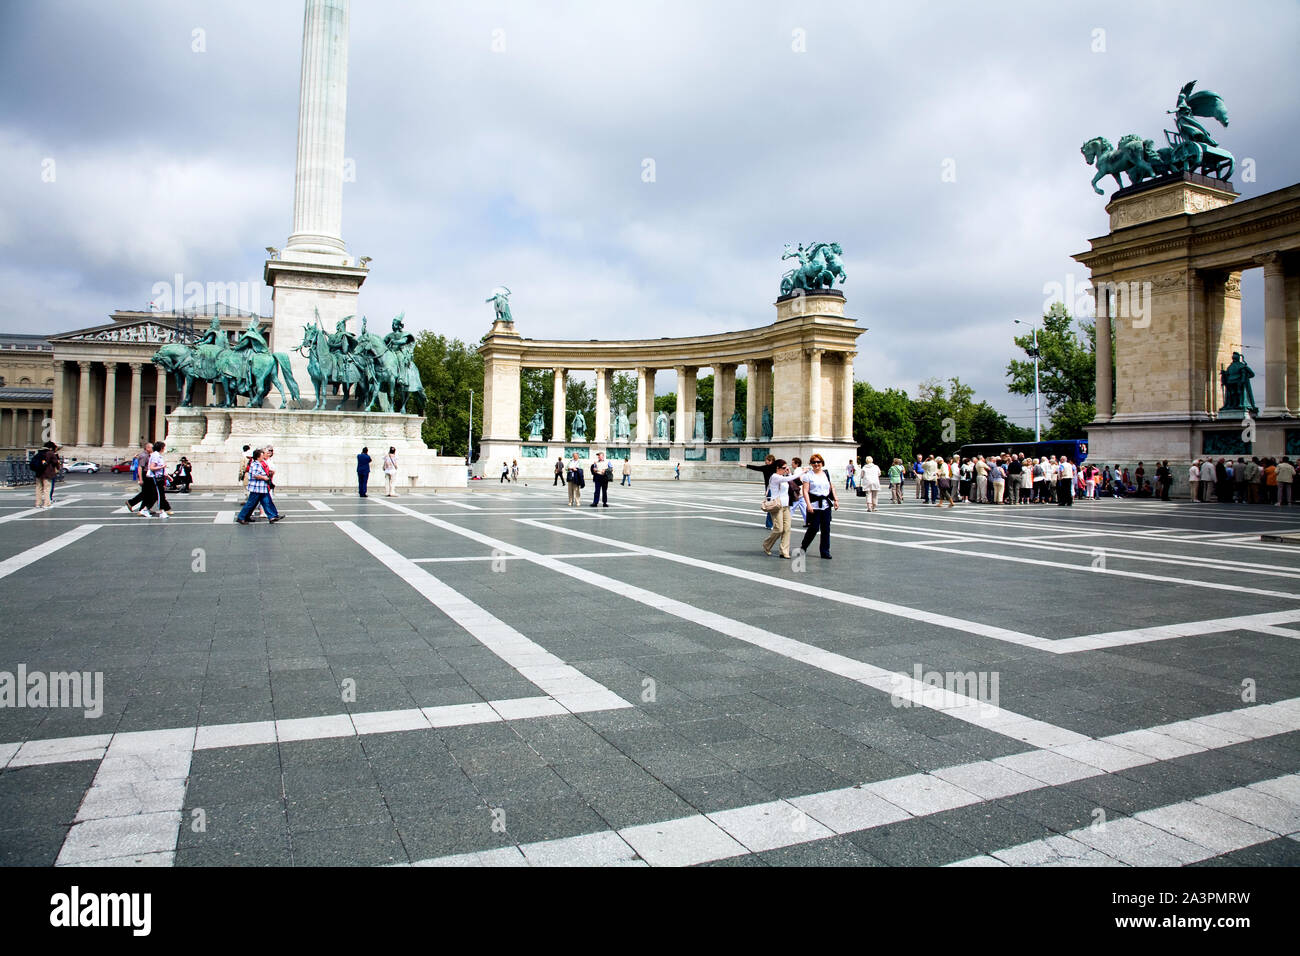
{"left": 550, "top": 368, "right": 566, "bottom": 442}
{"left": 681, "top": 367, "right": 698, "bottom": 441}
{"left": 674, "top": 365, "right": 687, "bottom": 443}
{"left": 839, "top": 352, "right": 855, "bottom": 442}
{"left": 283, "top": 0, "right": 350, "bottom": 259}
{"left": 635, "top": 367, "right": 649, "bottom": 443}
{"left": 594, "top": 368, "right": 609, "bottom": 444}
{"left": 154, "top": 365, "right": 168, "bottom": 442}
{"left": 745, "top": 362, "right": 758, "bottom": 441}
{"left": 50, "top": 360, "right": 64, "bottom": 445}
{"left": 76, "top": 361, "right": 92, "bottom": 447}
{"left": 1286, "top": 267, "right": 1300, "bottom": 415}
{"left": 102, "top": 363, "right": 117, "bottom": 447}
{"left": 1095, "top": 286, "right": 1113, "bottom": 422}
{"left": 807, "top": 350, "right": 823, "bottom": 440}
{"left": 128, "top": 363, "right": 143, "bottom": 447}
{"left": 1259, "top": 253, "right": 1288, "bottom": 416}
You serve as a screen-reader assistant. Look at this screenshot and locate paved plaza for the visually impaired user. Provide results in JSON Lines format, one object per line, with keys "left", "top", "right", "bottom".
{"left": 1, "top": 473, "right": 1299, "bottom": 868}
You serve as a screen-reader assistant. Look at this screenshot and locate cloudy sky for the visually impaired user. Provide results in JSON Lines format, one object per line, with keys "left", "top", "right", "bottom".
{"left": 2, "top": 0, "right": 1297, "bottom": 424}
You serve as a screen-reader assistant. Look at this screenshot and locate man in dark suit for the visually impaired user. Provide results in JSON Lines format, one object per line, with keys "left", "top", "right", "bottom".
{"left": 357, "top": 447, "right": 372, "bottom": 497}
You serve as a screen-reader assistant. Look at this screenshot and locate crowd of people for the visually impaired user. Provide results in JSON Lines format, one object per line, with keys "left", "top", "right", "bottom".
{"left": 1189, "top": 456, "right": 1299, "bottom": 504}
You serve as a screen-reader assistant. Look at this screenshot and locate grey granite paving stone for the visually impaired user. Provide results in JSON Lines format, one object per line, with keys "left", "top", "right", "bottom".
{"left": 846, "top": 817, "right": 983, "bottom": 867}
{"left": 756, "top": 835, "right": 887, "bottom": 867}
{"left": 290, "top": 822, "right": 407, "bottom": 866}
{"left": 176, "top": 800, "right": 289, "bottom": 849}
{"left": 0, "top": 826, "right": 74, "bottom": 866}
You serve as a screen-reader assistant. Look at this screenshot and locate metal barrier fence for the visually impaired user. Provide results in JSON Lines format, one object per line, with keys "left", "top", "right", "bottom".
{"left": 4, "top": 456, "right": 36, "bottom": 487}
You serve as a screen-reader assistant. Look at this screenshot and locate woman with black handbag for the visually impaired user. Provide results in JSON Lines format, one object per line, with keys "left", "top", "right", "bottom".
{"left": 797, "top": 455, "right": 838, "bottom": 559}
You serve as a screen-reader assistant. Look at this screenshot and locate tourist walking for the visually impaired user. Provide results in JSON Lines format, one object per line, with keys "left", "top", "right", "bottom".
{"left": 622, "top": 458, "right": 632, "bottom": 486}
{"left": 974, "top": 455, "right": 989, "bottom": 503}
{"left": 125, "top": 442, "right": 153, "bottom": 512}
{"left": 845, "top": 459, "right": 856, "bottom": 491}
{"left": 511, "top": 459, "right": 519, "bottom": 483}
{"left": 674, "top": 463, "right": 680, "bottom": 480}
{"left": 383, "top": 447, "right": 399, "bottom": 496}
{"left": 1189, "top": 460, "right": 1201, "bottom": 502}
{"left": 888, "top": 458, "right": 904, "bottom": 504}
{"left": 912, "top": 455, "right": 924, "bottom": 500}
{"left": 796, "top": 455, "right": 838, "bottom": 559}
{"left": 144, "top": 440, "right": 174, "bottom": 518}
{"left": 861, "top": 456, "right": 881, "bottom": 511}
{"left": 236, "top": 449, "right": 282, "bottom": 524}
{"left": 31, "top": 441, "right": 59, "bottom": 509}
{"left": 500, "top": 461, "right": 509, "bottom": 483}
{"left": 565, "top": 453, "right": 584, "bottom": 506}
{"left": 554, "top": 457, "right": 564, "bottom": 486}
{"left": 590, "top": 451, "right": 611, "bottom": 507}
{"left": 357, "top": 447, "right": 372, "bottom": 497}
{"left": 761, "top": 459, "right": 794, "bottom": 558}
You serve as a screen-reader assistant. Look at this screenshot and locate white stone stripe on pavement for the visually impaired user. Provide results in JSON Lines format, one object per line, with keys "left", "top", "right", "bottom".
{"left": 0, "top": 497, "right": 80, "bottom": 524}
{"left": 213, "top": 511, "right": 236, "bottom": 524}
{"left": 401, "top": 698, "right": 1300, "bottom": 866}
{"left": 0, "top": 524, "right": 99, "bottom": 581}
{"left": 1, "top": 696, "right": 611, "bottom": 773}
{"left": 336, "top": 520, "right": 630, "bottom": 714}
{"left": 948, "top": 773, "right": 1300, "bottom": 866}
{"left": 532, "top": 511, "right": 1300, "bottom": 656}
{"left": 307, "top": 499, "right": 332, "bottom": 511}
{"left": 375, "top": 502, "right": 1081, "bottom": 747}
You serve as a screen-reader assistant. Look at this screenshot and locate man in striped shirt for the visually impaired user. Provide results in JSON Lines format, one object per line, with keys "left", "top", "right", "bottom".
{"left": 236, "top": 449, "right": 281, "bottom": 524}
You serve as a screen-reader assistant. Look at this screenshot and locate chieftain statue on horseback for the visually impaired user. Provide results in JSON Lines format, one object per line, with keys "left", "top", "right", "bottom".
{"left": 1081, "top": 80, "right": 1234, "bottom": 195}
{"left": 152, "top": 315, "right": 300, "bottom": 409}
{"left": 150, "top": 309, "right": 425, "bottom": 414}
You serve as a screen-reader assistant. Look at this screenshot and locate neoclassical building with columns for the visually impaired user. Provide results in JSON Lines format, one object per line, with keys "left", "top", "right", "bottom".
{"left": 43, "top": 306, "right": 258, "bottom": 461}
{"left": 477, "top": 290, "right": 864, "bottom": 478}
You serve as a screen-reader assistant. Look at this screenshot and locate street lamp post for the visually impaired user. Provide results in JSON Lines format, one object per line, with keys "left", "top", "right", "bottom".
{"left": 468, "top": 390, "right": 474, "bottom": 466}
{"left": 1015, "top": 319, "right": 1041, "bottom": 442}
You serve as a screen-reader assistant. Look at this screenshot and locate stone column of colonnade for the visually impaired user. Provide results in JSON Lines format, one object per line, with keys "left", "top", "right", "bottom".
{"left": 838, "top": 351, "right": 855, "bottom": 442}
{"left": 711, "top": 364, "right": 736, "bottom": 442}
{"left": 1259, "top": 253, "right": 1290, "bottom": 416}
{"left": 636, "top": 367, "right": 657, "bottom": 442}
{"left": 101, "top": 363, "right": 117, "bottom": 447}
{"left": 1095, "top": 286, "right": 1113, "bottom": 422}
{"left": 807, "top": 350, "right": 823, "bottom": 440}
{"left": 1289, "top": 265, "right": 1300, "bottom": 414}
{"left": 128, "top": 363, "right": 143, "bottom": 448}
{"left": 76, "top": 361, "right": 92, "bottom": 447}
{"left": 594, "top": 368, "right": 610, "bottom": 443}
{"left": 681, "top": 367, "right": 698, "bottom": 441}
{"left": 745, "top": 361, "right": 759, "bottom": 441}
{"left": 674, "top": 365, "right": 687, "bottom": 443}
{"left": 550, "top": 367, "right": 566, "bottom": 442}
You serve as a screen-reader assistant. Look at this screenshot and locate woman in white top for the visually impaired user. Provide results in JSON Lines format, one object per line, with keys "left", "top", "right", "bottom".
{"left": 761, "top": 459, "right": 794, "bottom": 558}
{"left": 860, "top": 455, "right": 882, "bottom": 512}
{"left": 383, "top": 447, "right": 399, "bottom": 496}
{"left": 797, "top": 454, "right": 839, "bottom": 558}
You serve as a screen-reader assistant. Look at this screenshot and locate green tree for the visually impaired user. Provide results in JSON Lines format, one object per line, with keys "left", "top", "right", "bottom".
{"left": 412, "top": 332, "right": 483, "bottom": 460}
{"left": 853, "top": 381, "right": 916, "bottom": 464}
{"left": 1007, "top": 302, "right": 1101, "bottom": 439}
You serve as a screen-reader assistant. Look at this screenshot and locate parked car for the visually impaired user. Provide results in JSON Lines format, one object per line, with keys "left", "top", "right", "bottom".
{"left": 64, "top": 460, "right": 100, "bottom": 473}
{"left": 110, "top": 460, "right": 133, "bottom": 473}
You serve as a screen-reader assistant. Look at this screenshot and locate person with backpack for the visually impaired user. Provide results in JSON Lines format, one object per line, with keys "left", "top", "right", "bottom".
{"left": 861, "top": 456, "right": 882, "bottom": 512}
{"left": 31, "top": 442, "right": 59, "bottom": 508}
{"left": 888, "top": 458, "right": 905, "bottom": 504}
